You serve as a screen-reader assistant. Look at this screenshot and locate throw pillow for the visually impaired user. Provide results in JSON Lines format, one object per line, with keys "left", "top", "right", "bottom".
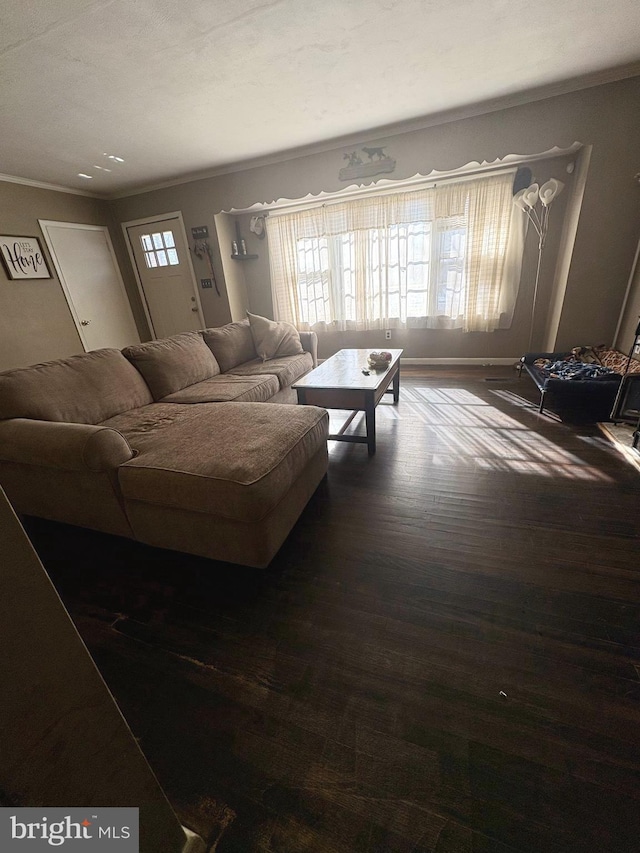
{"left": 122, "top": 332, "right": 220, "bottom": 400}
{"left": 247, "top": 312, "right": 304, "bottom": 362}
{"left": 202, "top": 320, "right": 255, "bottom": 372}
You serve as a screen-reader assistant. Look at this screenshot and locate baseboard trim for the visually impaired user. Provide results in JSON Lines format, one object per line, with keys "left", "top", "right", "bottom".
{"left": 318, "top": 356, "right": 520, "bottom": 366}
{"left": 401, "top": 357, "right": 519, "bottom": 365}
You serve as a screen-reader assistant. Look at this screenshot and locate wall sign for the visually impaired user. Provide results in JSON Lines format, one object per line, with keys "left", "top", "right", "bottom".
{"left": 0, "top": 235, "right": 52, "bottom": 280}
{"left": 339, "top": 146, "right": 396, "bottom": 181}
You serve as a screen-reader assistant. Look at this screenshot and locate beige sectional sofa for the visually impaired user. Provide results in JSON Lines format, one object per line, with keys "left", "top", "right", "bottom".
{"left": 0, "top": 320, "right": 328, "bottom": 567}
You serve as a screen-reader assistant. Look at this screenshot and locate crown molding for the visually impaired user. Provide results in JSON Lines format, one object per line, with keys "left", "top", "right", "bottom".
{"left": 0, "top": 172, "right": 105, "bottom": 198}
{"left": 4, "top": 63, "right": 639, "bottom": 202}
{"left": 109, "top": 62, "right": 640, "bottom": 201}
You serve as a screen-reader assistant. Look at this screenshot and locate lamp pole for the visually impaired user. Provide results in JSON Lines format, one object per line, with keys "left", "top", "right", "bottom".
{"left": 514, "top": 180, "right": 563, "bottom": 353}
{"left": 529, "top": 233, "right": 545, "bottom": 352}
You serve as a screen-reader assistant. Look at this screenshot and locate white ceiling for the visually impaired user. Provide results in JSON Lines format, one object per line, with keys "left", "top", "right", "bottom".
{"left": 1, "top": 0, "right": 639, "bottom": 197}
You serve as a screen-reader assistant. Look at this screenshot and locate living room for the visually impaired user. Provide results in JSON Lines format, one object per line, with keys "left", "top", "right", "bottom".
{"left": 2, "top": 77, "right": 640, "bottom": 372}
{"left": 2, "top": 2, "right": 640, "bottom": 852}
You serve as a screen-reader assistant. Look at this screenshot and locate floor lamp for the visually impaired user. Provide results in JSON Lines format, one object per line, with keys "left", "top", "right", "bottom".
{"left": 514, "top": 179, "right": 564, "bottom": 352}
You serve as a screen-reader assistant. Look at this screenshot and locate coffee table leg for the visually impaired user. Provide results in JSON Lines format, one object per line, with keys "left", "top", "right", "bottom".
{"left": 365, "top": 394, "right": 376, "bottom": 455}
{"left": 392, "top": 364, "right": 400, "bottom": 404}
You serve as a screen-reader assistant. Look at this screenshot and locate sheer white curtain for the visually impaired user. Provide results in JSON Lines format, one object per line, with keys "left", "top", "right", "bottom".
{"left": 266, "top": 171, "right": 525, "bottom": 333}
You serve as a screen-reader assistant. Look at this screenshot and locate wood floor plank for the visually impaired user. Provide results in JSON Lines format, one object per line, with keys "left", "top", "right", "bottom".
{"left": 24, "top": 367, "right": 640, "bottom": 852}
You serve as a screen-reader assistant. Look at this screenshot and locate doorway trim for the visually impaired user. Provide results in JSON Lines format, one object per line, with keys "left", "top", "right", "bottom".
{"left": 121, "top": 211, "right": 204, "bottom": 339}
{"left": 39, "top": 220, "right": 136, "bottom": 352}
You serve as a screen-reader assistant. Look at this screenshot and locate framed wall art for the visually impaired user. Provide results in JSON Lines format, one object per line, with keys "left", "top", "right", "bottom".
{"left": 0, "top": 235, "right": 52, "bottom": 280}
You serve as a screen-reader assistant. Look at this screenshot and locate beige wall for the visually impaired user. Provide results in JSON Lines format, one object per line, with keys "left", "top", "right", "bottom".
{"left": 213, "top": 212, "right": 248, "bottom": 322}
{"left": 3, "top": 76, "right": 639, "bottom": 367}
{"left": 109, "top": 76, "right": 640, "bottom": 359}
{"left": 0, "top": 182, "right": 149, "bottom": 371}
{"left": 0, "top": 488, "right": 190, "bottom": 853}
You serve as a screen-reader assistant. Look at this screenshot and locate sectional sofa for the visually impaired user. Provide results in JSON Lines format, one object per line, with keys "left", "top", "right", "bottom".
{"left": 0, "top": 320, "right": 328, "bottom": 567}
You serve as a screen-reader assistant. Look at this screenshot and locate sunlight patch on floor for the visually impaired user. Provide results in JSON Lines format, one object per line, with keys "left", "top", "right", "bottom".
{"left": 327, "top": 386, "right": 613, "bottom": 481}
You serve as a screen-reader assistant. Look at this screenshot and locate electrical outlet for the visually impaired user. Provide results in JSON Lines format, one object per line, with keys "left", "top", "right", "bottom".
{"left": 200, "top": 278, "right": 213, "bottom": 289}
{"left": 385, "top": 330, "right": 391, "bottom": 340}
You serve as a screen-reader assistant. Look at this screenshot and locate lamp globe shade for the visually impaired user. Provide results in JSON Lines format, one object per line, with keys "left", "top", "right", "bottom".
{"left": 522, "top": 183, "right": 539, "bottom": 208}
{"left": 539, "top": 178, "right": 564, "bottom": 207}
{"left": 513, "top": 188, "right": 529, "bottom": 210}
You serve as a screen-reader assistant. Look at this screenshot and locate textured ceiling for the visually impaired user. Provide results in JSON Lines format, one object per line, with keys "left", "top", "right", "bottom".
{"left": 1, "top": 0, "right": 639, "bottom": 196}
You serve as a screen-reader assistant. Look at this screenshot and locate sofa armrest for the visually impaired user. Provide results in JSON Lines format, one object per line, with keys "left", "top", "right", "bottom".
{"left": 299, "top": 331, "right": 318, "bottom": 367}
{"left": 0, "top": 419, "right": 134, "bottom": 472}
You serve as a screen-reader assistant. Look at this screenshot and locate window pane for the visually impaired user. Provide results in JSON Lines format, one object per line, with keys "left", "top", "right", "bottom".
{"left": 156, "top": 249, "right": 168, "bottom": 266}
{"left": 276, "top": 172, "right": 516, "bottom": 330}
{"left": 162, "top": 231, "right": 175, "bottom": 248}
{"left": 141, "top": 234, "right": 153, "bottom": 251}
{"left": 152, "top": 232, "right": 163, "bottom": 250}
{"left": 144, "top": 252, "right": 157, "bottom": 268}
{"left": 167, "top": 248, "right": 179, "bottom": 265}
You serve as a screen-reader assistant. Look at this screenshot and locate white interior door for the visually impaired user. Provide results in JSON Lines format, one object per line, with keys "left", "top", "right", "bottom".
{"left": 39, "top": 221, "right": 140, "bottom": 351}
{"left": 125, "top": 215, "right": 204, "bottom": 339}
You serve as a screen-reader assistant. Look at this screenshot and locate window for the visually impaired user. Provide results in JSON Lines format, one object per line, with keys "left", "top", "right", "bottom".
{"left": 140, "top": 231, "right": 179, "bottom": 268}
{"left": 266, "top": 172, "right": 525, "bottom": 333}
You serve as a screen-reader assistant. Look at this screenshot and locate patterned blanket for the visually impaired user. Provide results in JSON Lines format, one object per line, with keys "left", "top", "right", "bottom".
{"left": 534, "top": 360, "right": 618, "bottom": 381}
{"left": 533, "top": 347, "right": 640, "bottom": 381}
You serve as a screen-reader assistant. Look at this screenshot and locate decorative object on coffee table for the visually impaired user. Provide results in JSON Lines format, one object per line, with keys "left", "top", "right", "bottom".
{"left": 367, "top": 351, "right": 393, "bottom": 370}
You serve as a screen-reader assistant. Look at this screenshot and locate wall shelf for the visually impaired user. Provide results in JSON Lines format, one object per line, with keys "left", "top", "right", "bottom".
{"left": 230, "top": 254, "right": 258, "bottom": 261}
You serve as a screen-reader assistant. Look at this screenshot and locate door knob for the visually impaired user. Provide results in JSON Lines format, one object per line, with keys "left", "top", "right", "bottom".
{"left": 80, "top": 319, "right": 91, "bottom": 326}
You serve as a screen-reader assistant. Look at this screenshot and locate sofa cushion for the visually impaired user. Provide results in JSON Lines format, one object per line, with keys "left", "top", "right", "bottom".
{"left": 0, "top": 349, "right": 153, "bottom": 424}
{"left": 160, "top": 373, "right": 280, "bottom": 404}
{"left": 247, "top": 312, "right": 304, "bottom": 361}
{"left": 122, "top": 332, "right": 220, "bottom": 400}
{"left": 112, "top": 402, "right": 328, "bottom": 522}
{"left": 227, "top": 352, "right": 313, "bottom": 389}
{"left": 202, "top": 320, "right": 256, "bottom": 373}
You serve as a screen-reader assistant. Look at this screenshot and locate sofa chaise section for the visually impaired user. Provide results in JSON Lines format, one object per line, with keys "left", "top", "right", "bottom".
{"left": 104, "top": 401, "right": 328, "bottom": 567}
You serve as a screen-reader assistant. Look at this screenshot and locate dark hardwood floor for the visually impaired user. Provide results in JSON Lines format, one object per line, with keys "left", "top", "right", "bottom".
{"left": 24, "top": 366, "right": 640, "bottom": 852}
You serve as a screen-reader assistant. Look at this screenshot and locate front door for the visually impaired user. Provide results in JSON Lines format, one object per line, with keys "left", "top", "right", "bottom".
{"left": 125, "top": 215, "right": 204, "bottom": 339}
{"left": 39, "top": 221, "right": 141, "bottom": 351}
